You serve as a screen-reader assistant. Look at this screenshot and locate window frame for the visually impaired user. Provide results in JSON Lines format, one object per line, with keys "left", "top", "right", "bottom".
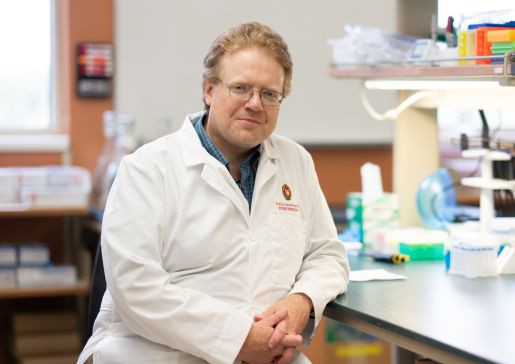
{"left": 0, "top": 0, "right": 68, "bottom": 153}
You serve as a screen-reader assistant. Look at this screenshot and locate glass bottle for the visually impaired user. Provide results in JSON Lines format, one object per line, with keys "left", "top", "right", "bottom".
{"left": 93, "top": 112, "right": 136, "bottom": 211}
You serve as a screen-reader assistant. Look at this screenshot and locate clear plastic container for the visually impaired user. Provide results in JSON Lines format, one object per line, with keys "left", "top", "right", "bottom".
{"left": 449, "top": 232, "right": 499, "bottom": 278}
{"left": 416, "top": 168, "right": 456, "bottom": 230}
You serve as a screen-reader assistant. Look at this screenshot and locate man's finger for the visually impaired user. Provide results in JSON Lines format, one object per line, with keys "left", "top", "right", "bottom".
{"left": 257, "top": 308, "right": 288, "bottom": 327}
{"left": 253, "top": 307, "right": 276, "bottom": 322}
{"left": 267, "top": 320, "right": 287, "bottom": 349}
{"left": 275, "top": 347, "right": 296, "bottom": 364}
{"left": 253, "top": 313, "right": 266, "bottom": 322}
{"left": 280, "top": 334, "right": 303, "bottom": 347}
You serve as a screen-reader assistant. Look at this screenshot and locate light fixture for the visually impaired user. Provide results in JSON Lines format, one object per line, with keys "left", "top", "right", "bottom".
{"left": 364, "top": 80, "right": 502, "bottom": 90}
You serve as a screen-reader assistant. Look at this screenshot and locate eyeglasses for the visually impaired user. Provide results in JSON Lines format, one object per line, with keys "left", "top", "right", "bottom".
{"left": 220, "top": 81, "right": 284, "bottom": 106}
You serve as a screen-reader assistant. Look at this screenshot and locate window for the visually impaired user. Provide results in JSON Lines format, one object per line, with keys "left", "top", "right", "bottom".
{"left": 0, "top": 0, "right": 55, "bottom": 132}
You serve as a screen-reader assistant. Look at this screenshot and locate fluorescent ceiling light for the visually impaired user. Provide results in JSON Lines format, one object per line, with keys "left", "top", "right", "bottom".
{"left": 364, "top": 80, "right": 502, "bottom": 90}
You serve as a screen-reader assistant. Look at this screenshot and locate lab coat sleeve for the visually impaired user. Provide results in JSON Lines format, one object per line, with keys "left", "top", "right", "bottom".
{"left": 289, "top": 152, "right": 350, "bottom": 342}
{"left": 101, "top": 153, "right": 252, "bottom": 364}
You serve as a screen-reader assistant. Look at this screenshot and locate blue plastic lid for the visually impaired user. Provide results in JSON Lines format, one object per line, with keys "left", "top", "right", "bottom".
{"left": 468, "top": 21, "right": 515, "bottom": 30}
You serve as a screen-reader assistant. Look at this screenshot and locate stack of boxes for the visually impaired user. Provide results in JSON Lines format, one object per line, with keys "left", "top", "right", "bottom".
{"left": 0, "top": 243, "right": 77, "bottom": 289}
{"left": 457, "top": 23, "right": 515, "bottom": 65}
{"left": 0, "top": 166, "right": 91, "bottom": 209}
{"left": 0, "top": 244, "right": 17, "bottom": 287}
{"left": 488, "top": 29, "right": 515, "bottom": 62}
{"left": 9, "top": 311, "right": 81, "bottom": 364}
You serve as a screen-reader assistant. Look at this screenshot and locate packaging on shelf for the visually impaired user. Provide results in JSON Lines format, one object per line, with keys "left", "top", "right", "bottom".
{"left": 0, "top": 166, "right": 91, "bottom": 209}
{"left": 0, "top": 268, "right": 16, "bottom": 288}
{"left": 18, "top": 354, "right": 79, "bottom": 364}
{"left": 10, "top": 312, "right": 80, "bottom": 364}
{"left": 16, "top": 265, "right": 77, "bottom": 287}
{"left": 457, "top": 30, "right": 477, "bottom": 65}
{"left": 10, "top": 330, "right": 80, "bottom": 356}
{"left": 486, "top": 29, "right": 515, "bottom": 43}
{"left": 0, "top": 244, "right": 17, "bottom": 267}
{"left": 12, "top": 311, "right": 78, "bottom": 334}
{"left": 18, "top": 244, "right": 50, "bottom": 267}
{"left": 0, "top": 170, "right": 19, "bottom": 204}
{"left": 474, "top": 25, "right": 515, "bottom": 65}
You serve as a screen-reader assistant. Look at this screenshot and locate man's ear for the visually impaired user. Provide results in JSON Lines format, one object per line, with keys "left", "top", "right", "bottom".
{"left": 203, "top": 81, "right": 214, "bottom": 107}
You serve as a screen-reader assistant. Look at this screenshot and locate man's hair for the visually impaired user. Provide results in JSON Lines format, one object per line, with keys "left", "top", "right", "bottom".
{"left": 203, "top": 22, "right": 293, "bottom": 97}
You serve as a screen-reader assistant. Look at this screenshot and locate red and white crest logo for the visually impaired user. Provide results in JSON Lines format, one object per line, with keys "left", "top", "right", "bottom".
{"left": 282, "top": 184, "right": 292, "bottom": 201}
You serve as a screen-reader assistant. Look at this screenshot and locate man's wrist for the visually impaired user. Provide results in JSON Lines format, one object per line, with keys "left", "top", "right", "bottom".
{"left": 288, "top": 293, "right": 311, "bottom": 321}
{"left": 293, "top": 293, "right": 315, "bottom": 321}
{"left": 291, "top": 293, "right": 313, "bottom": 311}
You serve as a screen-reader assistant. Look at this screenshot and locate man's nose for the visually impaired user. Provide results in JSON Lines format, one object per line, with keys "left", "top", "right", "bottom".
{"left": 245, "top": 91, "right": 264, "bottom": 111}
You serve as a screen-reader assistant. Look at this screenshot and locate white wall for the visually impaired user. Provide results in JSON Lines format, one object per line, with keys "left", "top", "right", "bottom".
{"left": 115, "top": 0, "right": 398, "bottom": 145}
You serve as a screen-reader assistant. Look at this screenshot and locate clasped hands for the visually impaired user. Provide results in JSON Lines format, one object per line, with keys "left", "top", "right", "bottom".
{"left": 237, "top": 293, "right": 312, "bottom": 364}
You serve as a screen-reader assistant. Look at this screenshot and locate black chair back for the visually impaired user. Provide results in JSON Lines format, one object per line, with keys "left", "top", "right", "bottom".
{"left": 87, "top": 243, "right": 106, "bottom": 338}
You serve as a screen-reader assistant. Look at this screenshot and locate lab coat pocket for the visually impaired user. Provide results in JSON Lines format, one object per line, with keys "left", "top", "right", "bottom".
{"left": 270, "top": 214, "right": 307, "bottom": 288}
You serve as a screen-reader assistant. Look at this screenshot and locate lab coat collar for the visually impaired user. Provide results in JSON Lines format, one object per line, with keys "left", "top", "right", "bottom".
{"left": 178, "top": 112, "right": 249, "bottom": 218}
{"left": 260, "top": 134, "right": 280, "bottom": 161}
{"left": 178, "top": 112, "right": 215, "bottom": 167}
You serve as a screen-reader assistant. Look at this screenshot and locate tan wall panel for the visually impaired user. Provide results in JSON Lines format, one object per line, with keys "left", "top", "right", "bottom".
{"left": 307, "top": 146, "right": 393, "bottom": 206}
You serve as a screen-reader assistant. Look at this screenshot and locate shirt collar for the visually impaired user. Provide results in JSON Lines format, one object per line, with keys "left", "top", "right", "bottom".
{"left": 194, "top": 113, "right": 229, "bottom": 167}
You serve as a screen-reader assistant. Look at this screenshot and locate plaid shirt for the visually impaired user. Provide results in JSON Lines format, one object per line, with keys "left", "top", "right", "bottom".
{"left": 194, "top": 115, "right": 260, "bottom": 211}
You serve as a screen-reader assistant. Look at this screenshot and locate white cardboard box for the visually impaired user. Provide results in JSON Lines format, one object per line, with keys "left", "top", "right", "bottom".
{"left": 17, "top": 265, "right": 77, "bottom": 287}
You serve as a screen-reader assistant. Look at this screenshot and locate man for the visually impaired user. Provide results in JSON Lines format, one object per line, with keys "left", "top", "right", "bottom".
{"left": 78, "top": 22, "right": 349, "bottom": 364}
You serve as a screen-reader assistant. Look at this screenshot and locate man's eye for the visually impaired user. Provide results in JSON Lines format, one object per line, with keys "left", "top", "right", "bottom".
{"left": 231, "top": 84, "right": 249, "bottom": 93}
{"left": 262, "top": 90, "right": 278, "bottom": 99}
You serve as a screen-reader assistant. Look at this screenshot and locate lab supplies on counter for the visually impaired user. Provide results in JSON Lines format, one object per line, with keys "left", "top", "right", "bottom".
{"left": 448, "top": 232, "right": 499, "bottom": 278}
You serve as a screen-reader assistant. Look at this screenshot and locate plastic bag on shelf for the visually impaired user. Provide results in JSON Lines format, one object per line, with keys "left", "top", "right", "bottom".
{"left": 328, "top": 23, "right": 417, "bottom": 66}
{"left": 457, "top": 9, "right": 515, "bottom": 31}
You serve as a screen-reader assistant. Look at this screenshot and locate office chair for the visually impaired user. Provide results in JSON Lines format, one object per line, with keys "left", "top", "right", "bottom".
{"left": 86, "top": 242, "right": 106, "bottom": 339}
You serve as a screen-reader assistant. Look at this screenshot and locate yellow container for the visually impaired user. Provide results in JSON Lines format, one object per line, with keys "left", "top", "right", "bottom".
{"left": 487, "top": 29, "right": 515, "bottom": 43}
{"left": 457, "top": 31, "right": 468, "bottom": 65}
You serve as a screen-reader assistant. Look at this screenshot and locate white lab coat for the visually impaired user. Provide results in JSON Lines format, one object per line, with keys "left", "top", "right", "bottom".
{"left": 78, "top": 112, "right": 349, "bottom": 364}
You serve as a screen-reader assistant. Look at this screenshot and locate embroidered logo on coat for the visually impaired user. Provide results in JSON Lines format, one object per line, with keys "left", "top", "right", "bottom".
{"left": 282, "top": 184, "right": 292, "bottom": 201}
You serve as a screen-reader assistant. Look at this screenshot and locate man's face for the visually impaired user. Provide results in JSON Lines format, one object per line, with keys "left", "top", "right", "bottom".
{"left": 203, "top": 47, "right": 285, "bottom": 157}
